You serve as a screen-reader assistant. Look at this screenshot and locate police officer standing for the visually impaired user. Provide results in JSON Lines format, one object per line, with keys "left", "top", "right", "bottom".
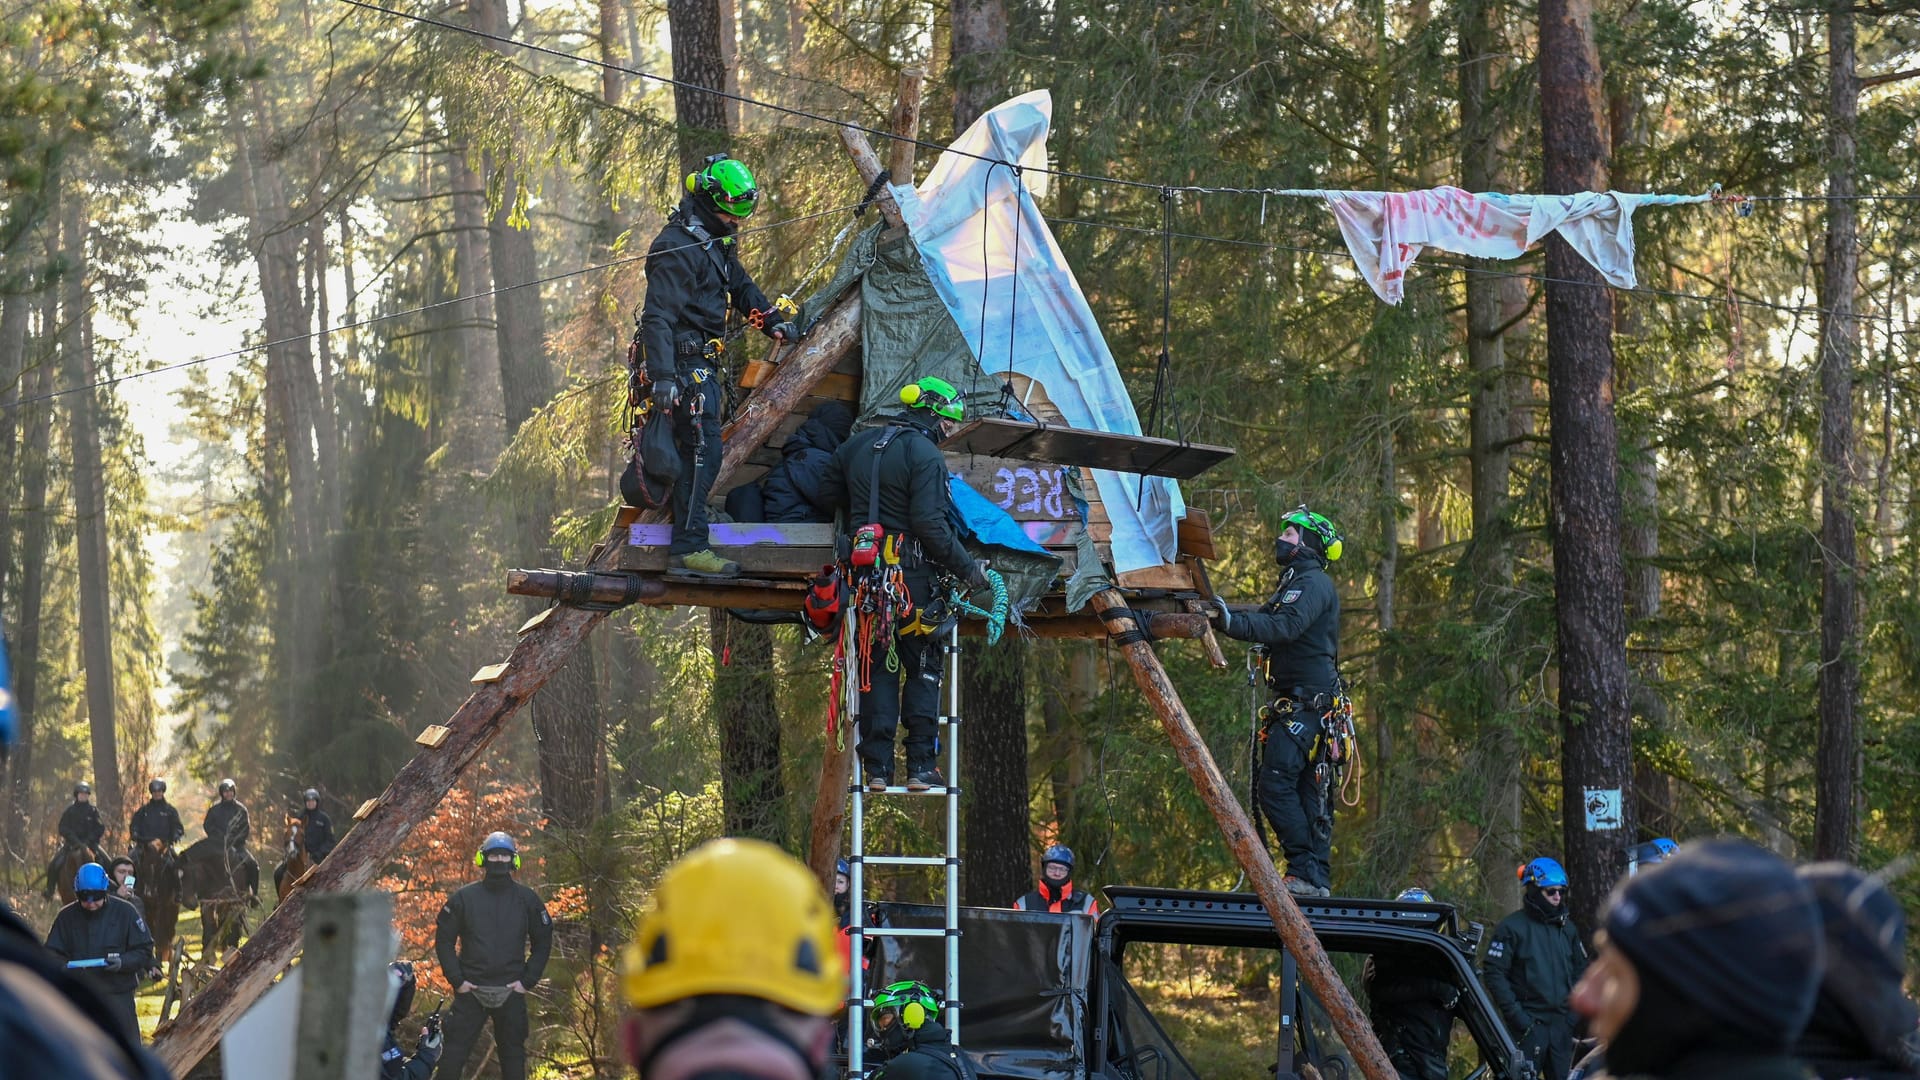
{"left": 128, "top": 779, "right": 184, "bottom": 851}
{"left": 44, "top": 863, "right": 154, "bottom": 1042}
{"left": 433, "top": 832, "right": 554, "bottom": 1080}
{"left": 619, "top": 838, "right": 845, "bottom": 1080}
{"left": 832, "top": 377, "right": 989, "bottom": 792}
{"left": 1209, "top": 506, "right": 1346, "bottom": 897}
{"left": 1364, "top": 888, "right": 1459, "bottom": 1080}
{"left": 634, "top": 152, "right": 797, "bottom": 578}
{"left": 1483, "top": 857, "right": 1587, "bottom": 1080}
{"left": 44, "top": 781, "right": 106, "bottom": 899}
{"left": 1013, "top": 845, "right": 1100, "bottom": 916}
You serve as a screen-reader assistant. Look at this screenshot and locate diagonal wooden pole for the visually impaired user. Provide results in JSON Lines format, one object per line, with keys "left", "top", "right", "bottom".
{"left": 1089, "top": 589, "right": 1397, "bottom": 1080}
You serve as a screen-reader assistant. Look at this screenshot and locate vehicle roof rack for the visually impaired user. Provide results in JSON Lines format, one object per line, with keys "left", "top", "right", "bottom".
{"left": 1102, "top": 886, "right": 1468, "bottom": 942}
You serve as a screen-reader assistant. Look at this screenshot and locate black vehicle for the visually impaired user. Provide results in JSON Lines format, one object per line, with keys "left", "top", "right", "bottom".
{"left": 866, "top": 887, "right": 1530, "bottom": 1080}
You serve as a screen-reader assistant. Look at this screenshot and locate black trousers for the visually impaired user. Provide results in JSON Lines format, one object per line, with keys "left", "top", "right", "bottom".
{"left": 1518, "top": 1013, "right": 1576, "bottom": 1080}
{"left": 669, "top": 371, "right": 723, "bottom": 555}
{"left": 437, "top": 990, "right": 530, "bottom": 1080}
{"left": 1257, "top": 713, "right": 1332, "bottom": 889}
{"left": 857, "top": 630, "right": 940, "bottom": 777}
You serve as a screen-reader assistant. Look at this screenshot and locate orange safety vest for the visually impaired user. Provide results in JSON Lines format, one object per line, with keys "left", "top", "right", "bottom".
{"left": 1015, "top": 881, "right": 1099, "bottom": 916}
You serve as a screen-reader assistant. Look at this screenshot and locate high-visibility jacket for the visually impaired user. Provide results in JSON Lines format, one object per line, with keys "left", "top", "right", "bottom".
{"left": 1014, "top": 881, "right": 1099, "bottom": 916}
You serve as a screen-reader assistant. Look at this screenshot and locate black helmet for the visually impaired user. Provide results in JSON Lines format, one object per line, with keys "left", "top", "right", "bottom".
{"left": 73, "top": 781, "right": 91, "bottom": 796}
{"left": 218, "top": 778, "right": 236, "bottom": 793}
{"left": 388, "top": 960, "right": 417, "bottom": 1029}
{"left": 148, "top": 779, "right": 167, "bottom": 794}
{"left": 303, "top": 789, "right": 320, "bottom": 804}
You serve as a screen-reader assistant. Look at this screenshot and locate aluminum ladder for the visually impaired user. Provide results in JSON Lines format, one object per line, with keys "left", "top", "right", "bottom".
{"left": 843, "top": 618, "right": 962, "bottom": 1076}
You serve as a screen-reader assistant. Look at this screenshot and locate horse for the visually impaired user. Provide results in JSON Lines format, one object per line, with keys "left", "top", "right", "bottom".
{"left": 184, "top": 845, "right": 251, "bottom": 961}
{"left": 50, "top": 843, "right": 103, "bottom": 906}
{"left": 133, "top": 839, "right": 183, "bottom": 964}
{"left": 273, "top": 812, "right": 314, "bottom": 903}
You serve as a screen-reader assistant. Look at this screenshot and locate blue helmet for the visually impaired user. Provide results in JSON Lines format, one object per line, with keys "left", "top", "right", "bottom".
{"left": 1518, "top": 857, "right": 1569, "bottom": 890}
{"left": 475, "top": 831, "right": 520, "bottom": 870}
{"left": 73, "top": 862, "right": 111, "bottom": 895}
{"left": 1042, "top": 844, "right": 1074, "bottom": 871}
{"left": 1397, "top": 886, "right": 1435, "bottom": 903}
{"left": 836, "top": 857, "right": 851, "bottom": 876}
{"left": 1627, "top": 838, "right": 1679, "bottom": 875}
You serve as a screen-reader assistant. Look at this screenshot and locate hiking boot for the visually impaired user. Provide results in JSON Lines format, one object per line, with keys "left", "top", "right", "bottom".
{"left": 672, "top": 549, "right": 740, "bottom": 577}
{"left": 906, "top": 767, "right": 946, "bottom": 792}
{"left": 865, "top": 770, "right": 891, "bottom": 792}
{"left": 1283, "top": 876, "right": 1330, "bottom": 898}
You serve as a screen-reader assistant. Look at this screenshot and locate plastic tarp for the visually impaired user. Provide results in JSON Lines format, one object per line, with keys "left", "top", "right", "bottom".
{"left": 871, "top": 902, "right": 1092, "bottom": 1080}
{"left": 891, "top": 90, "right": 1186, "bottom": 575}
{"left": 950, "top": 476, "right": 1063, "bottom": 615}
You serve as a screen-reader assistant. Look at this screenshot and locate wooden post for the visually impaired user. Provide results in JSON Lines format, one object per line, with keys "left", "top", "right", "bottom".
{"left": 1088, "top": 589, "right": 1397, "bottom": 1080}
{"left": 294, "top": 892, "right": 395, "bottom": 1080}
{"left": 889, "top": 68, "right": 926, "bottom": 186}
{"left": 152, "top": 270, "right": 867, "bottom": 1078}
{"left": 808, "top": 724, "right": 855, "bottom": 891}
{"left": 840, "top": 128, "right": 906, "bottom": 229}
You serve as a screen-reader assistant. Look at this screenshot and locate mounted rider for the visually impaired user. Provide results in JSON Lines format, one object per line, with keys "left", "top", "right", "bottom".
{"left": 184, "top": 778, "right": 259, "bottom": 906}
{"left": 43, "top": 781, "right": 106, "bottom": 900}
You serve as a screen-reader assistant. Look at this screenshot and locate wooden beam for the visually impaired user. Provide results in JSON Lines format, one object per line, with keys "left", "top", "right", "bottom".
{"left": 1087, "top": 590, "right": 1397, "bottom": 1080}
{"left": 889, "top": 68, "right": 926, "bottom": 185}
{"left": 809, "top": 727, "right": 855, "bottom": 893}
{"left": 840, "top": 128, "right": 905, "bottom": 229}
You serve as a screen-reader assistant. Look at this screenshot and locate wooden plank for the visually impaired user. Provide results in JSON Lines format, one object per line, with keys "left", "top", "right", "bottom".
{"left": 950, "top": 456, "right": 1078, "bottom": 524}
{"left": 1088, "top": 590, "right": 1397, "bottom": 1080}
{"left": 941, "top": 416, "right": 1234, "bottom": 480}
{"left": 628, "top": 522, "right": 838, "bottom": 548}
{"left": 414, "top": 725, "right": 452, "bottom": 748}
{"left": 470, "top": 663, "right": 509, "bottom": 684}
{"left": 516, "top": 606, "right": 555, "bottom": 634}
{"left": 352, "top": 798, "right": 378, "bottom": 822}
{"left": 1115, "top": 561, "right": 1195, "bottom": 591}
{"left": 620, "top": 545, "right": 832, "bottom": 577}
{"left": 1177, "top": 508, "right": 1216, "bottom": 560}
{"left": 295, "top": 892, "right": 394, "bottom": 1080}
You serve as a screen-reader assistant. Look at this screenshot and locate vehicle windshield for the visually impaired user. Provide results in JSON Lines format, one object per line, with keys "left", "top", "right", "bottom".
{"left": 1113, "top": 940, "right": 1495, "bottom": 1080}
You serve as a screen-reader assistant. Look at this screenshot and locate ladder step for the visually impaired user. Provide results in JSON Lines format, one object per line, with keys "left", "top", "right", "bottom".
{"left": 850, "top": 926, "right": 952, "bottom": 938}
{"left": 861, "top": 855, "right": 954, "bottom": 867}
{"left": 850, "top": 785, "right": 959, "bottom": 796}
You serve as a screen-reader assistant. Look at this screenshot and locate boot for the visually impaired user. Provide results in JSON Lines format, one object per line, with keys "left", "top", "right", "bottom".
{"left": 672, "top": 549, "right": 740, "bottom": 577}
{"left": 1283, "top": 875, "right": 1330, "bottom": 898}
{"left": 906, "top": 766, "right": 946, "bottom": 792}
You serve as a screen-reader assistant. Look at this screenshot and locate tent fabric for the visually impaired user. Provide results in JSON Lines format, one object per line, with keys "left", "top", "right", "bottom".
{"left": 889, "top": 90, "right": 1186, "bottom": 574}
{"left": 1313, "top": 187, "right": 1710, "bottom": 305}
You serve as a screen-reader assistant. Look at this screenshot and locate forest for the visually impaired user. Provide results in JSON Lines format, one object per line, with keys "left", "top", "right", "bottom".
{"left": 3, "top": 0, "right": 1919, "bottom": 1070}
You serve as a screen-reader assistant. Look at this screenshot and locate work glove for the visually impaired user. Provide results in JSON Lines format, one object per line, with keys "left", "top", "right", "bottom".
{"left": 420, "top": 1027, "right": 444, "bottom": 1054}
{"left": 1210, "top": 596, "right": 1233, "bottom": 635}
{"left": 765, "top": 320, "right": 800, "bottom": 343}
{"left": 650, "top": 381, "right": 679, "bottom": 412}
{"left": 104, "top": 952, "right": 123, "bottom": 972}
{"left": 965, "top": 561, "right": 991, "bottom": 593}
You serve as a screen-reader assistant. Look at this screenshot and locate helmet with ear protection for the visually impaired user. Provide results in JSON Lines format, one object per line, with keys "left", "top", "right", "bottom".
{"left": 684, "top": 153, "right": 759, "bottom": 217}
{"left": 873, "top": 980, "right": 940, "bottom": 1030}
{"left": 475, "top": 831, "right": 521, "bottom": 869}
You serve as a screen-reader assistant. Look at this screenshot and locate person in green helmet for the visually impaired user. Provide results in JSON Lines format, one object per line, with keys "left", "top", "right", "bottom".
{"left": 829, "top": 377, "right": 989, "bottom": 792}
{"left": 866, "top": 980, "right": 978, "bottom": 1079}
{"left": 635, "top": 152, "right": 798, "bottom": 577}
{"left": 1208, "top": 505, "right": 1346, "bottom": 897}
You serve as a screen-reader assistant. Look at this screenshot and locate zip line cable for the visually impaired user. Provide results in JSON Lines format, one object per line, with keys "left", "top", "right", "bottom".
{"left": 3, "top": 199, "right": 868, "bottom": 412}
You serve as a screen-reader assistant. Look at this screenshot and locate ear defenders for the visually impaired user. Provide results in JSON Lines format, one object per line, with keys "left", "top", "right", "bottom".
{"left": 684, "top": 152, "right": 732, "bottom": 197}
{"left": 902, "top": 1000, "right": 928, "bottom": 1029}
{"left": 474, "top": 848, "right": 522, "bottom": 870}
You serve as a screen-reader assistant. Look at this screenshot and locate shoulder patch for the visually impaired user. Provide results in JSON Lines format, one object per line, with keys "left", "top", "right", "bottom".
{"left": 1281, "top": 589, "right": 1303, "bottom": 604}
{"left": 1486, "top": 940, "right": 1505, "bottom": 958}
{"left": 136, "top": 916, "right": 148, "bottom": 934}
{"left": 540, "top": 908, "right": 551, "bottom": 926}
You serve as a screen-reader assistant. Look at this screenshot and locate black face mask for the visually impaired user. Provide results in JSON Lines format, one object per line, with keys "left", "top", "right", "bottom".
{"left": 484, "top": 861, "right": 515, "bottom": 880}
{"left": 1524, "top": 887, "right": 1568, "bottom": 925}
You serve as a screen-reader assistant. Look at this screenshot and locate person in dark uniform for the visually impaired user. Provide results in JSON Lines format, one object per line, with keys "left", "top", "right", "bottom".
{"left": 381, "top": 960, "right": 443, "bottom": 1080}
{"left": 1013, "top": 844, "right": 1100, "bottom": 916}
{"left": 44, "top": 863, "right": 154, "bottom": 1043}
{"left": 1793, "top": 862, "right": 1920, "bottom": 1080}
{"left": 186, "top": 778, "right": 257, "bottom": 904}
{"left": 633, "top": 152, "right": 797, "bottom": 578}
{"left": 867, "top": 980, "right": 978, "bottom": 1080}
{"left": 830, "top": 376, "right": 989, "bottom": 792}
{"left": 1569, "top": 840, "right": 1825, "bottom": 1080}
{"left": 433, "top": 831, "right": 553, "bottom": 1080}
{"left": 1, "top": 897, "right": 171, "bottom": 1079}
{"left": 619, "top": 838, "right": 844, "bottom": 1080}
{"left": 128, "top": 779, "right": 184, "bottom": 850}
{"left": 1209, "top": 506, "right": 1345, "bottom": 897}
{"left": 1483, "top": 857, "right": 1587, "bottom": 1080}
{"left": 1364, "top": 887, "right": 1460, "bottom": 1080}
{"left": 276, "top": 788, "right": 336, "bottom": 895}
{"left": 44, "top": 781, "right": 106, "bottom": 899}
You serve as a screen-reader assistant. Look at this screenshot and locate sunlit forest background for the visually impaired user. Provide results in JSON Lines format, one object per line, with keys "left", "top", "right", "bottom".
{"left": 3, "top": 0, "right": 1918, "bottom": 1069}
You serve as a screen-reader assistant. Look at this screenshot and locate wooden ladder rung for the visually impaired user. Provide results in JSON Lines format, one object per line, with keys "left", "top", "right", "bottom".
{"left": 415, "top": 725, "right": 452, "bottom": 748}
{"left": 471, "top": 662, "right": 510, "bottom": 684}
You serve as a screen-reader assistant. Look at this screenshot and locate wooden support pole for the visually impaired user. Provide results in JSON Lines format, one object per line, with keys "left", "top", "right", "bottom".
{"left": 809, "top": 728, "right": 855, "bottom": 892}
{"left": 889, "top": 68, "right": 926, "bottom": 185}
{"left": 840, "top": 128, "right": 906, "bottom": 229}
{"left": 1087, "top": 589, "right": 1397, "bottom": 1080}
{"left": 294, "top": 892, "right": 395, "bottom": 1080}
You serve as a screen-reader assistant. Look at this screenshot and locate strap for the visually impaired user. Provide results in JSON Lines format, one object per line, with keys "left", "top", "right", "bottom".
{"left": 1097, "top": 605, "right": 1155, "bottom": 647}
{"left": 673, "top": 211, "right": 732, "bottom": 286}
{"left": 867, "top": 426, "right": 904, "bottom": 528}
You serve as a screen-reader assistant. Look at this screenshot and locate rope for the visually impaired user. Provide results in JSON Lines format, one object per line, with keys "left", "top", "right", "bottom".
{"left": 946, "top": 569, "right": 1010, "bottom": 645}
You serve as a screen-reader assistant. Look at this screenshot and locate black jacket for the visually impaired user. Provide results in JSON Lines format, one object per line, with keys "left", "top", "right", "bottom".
{"left": 204, "top": 798, "right": 249, "bottom": 848}
{"left": 1219, "top": 556, "right": 1341, "bottom": 695}
{"left": 434, "top": 876, "right": 554, "bottom": 988}
{"left": 830, "top": 417, "right": 974, "bottom": 579}
{"left": 128, "top": 799, "right": 184, "bottom": 846}
{"left": 301, "top": 808, "right": 336, "bottom": 861}
{"left": 0, "top": 901, "right": 171, "bottom": 1079}
{"left": 58, "top": 801, "right": 105, "bottom": 850}
{"left": 1600, "top": 1051, "right": 1815, "bottom": 1080}
{"left": 380, "top": 1031, "right": 438, "bottom": 1080}
{"left": 873, "top": 1021, "right": 977, "bottom": 1080}
{"left": 1481, "top": 895, "right": 1588, "bottom": 1038}
{"left": 45, "top": 896, "right": 154, "bottom": 998}
{"left": 1364, "top": 952, "right": 1459, "bottom": 1080}
{"left": 638, "top": 197, "right": 774, "bottom": 382}
{"left": 763, "top": 402, "right": 855, "bottom": 523}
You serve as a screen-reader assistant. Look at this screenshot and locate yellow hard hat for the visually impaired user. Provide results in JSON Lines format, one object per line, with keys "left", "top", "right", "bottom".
{"left": 620, "top": 838, "right": 845, "bottom": 1015}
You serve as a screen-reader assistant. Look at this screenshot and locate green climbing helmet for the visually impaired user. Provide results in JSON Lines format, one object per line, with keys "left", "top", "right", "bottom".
{"left": 872, "top": 980, "right": 940, "bottom": 1030}
{"left": 900, "top": 376, "right": 964, "bottom": 422}
{"left": 685, "top": 153, "right": 759, "bottom": 217}
{"left": 1282, "top": 505, "right": 1343, "bottom": 562}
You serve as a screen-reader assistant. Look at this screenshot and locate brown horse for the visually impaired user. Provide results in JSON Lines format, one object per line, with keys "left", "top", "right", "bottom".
{"left": 51, "top": 844, "right": 104, "bottom": 906}
{"left": 273, "top": 812, "right": 314, "bottom": 903}
{"left": 133, "top": 839, "right": 183, "bottom": 964}
{"left": 185, "top": 846, "right": 251, "bottom": 961}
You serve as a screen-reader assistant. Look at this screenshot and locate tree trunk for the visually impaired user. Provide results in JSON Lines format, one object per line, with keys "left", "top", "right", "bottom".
{"left": 962, "top": 636, "right": 1032, "bottom": 907}
{"left": 710, "top": 613, "right": 786, "bottom": 842}
{"left": 0, "top": 291, "right": 25, "bottom": 600}
{"left": 1813, "top": 0, "right": 1860, "bottom": 863}
{"left": 1540, "top": 0, "right": 1633, "bottom": 929}
{"left": 951, "top": 0, "right": 1008, "bottom": 135}
{"left": 666, "top": 0, "right": 732, "bottom": 174}
{"left": 1461, "top": 0, "right": 1523, "bottom": 913}
{"left": 447, "top": 150, "right": 507, "bottom": 470}
{"left": 5, "top": 350, "right": 53, "bottom": 859}
{"left": 60, "top": 200, "right": 122, "bottom": 820}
